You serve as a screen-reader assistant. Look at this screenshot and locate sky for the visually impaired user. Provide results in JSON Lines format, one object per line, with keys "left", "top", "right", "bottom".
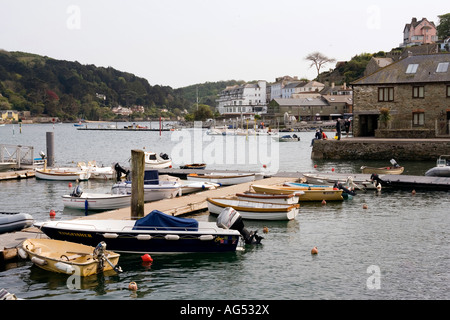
{"left": 0, "top": 0, "right": 447, "bottom": 88}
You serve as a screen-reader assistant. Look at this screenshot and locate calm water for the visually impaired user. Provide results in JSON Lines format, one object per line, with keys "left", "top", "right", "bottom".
{"left": 0, "top": 123, "right": 448, "bottom": 301}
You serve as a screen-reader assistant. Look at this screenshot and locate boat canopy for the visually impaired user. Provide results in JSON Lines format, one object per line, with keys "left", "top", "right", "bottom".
{"left": 132, "top": 210, "right": 198, "bottom": 231}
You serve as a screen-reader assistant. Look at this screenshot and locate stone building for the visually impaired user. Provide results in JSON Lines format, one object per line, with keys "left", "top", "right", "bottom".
{"left": 351, "top": 53, "right": 450, "bottom": 138}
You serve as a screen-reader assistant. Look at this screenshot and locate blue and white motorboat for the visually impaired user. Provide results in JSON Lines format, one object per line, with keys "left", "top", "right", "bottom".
{"left": 34, "top": 209, "right": 263, "bottom": 254}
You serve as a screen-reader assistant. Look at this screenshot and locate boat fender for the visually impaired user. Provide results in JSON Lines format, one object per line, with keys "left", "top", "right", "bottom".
{"left": 55, "top": 262, "right": 75, "bottom": 274}
{"left": 136, "top": 234, "right": 152, "bottom": 240}
{"left": 199, "top": 235, "right": 214, "bottom": 241}
{"left": 103, "top": 233, "right": 119, "bottom": 239}
{"left": 18, "top": 248, "right": 28, "bottom": 260}
{"left": 31, "top": 256, "right": 47, "bottom": 266}
{"left": 165, "top": 235, "right": 180, "bottom": 241}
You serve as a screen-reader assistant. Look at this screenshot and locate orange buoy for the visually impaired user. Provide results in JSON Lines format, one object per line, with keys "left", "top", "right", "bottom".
{"left": 263, "top": 226, "right": 269, "bottom": 234}
{"left": 49, "top": 210, "right": 56, "bottom": 218}
{"left": 128, "top": 282, "right": 138, "bottom": 291}
{"left": 141, "top": 254, "right": 153, "bottom": 263}
{"left": 311, "top": 247, "right": 318, "bottom": 255}
{"left": 363, "top": 204, "right": 368, "bottom": 209}
{"left": 321, "top": 199, "right": 327, "bottom": 206}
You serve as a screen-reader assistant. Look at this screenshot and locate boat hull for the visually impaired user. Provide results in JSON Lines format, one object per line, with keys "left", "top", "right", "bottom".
{"left": 111, "top": 181, "right": 180, "bottom": 202}
{"left": 22, "top": 238, "right": 120, "bottom": 277}
{"left": 251, "top": 185, "right": 344, "bottom": 201}
{"left": 187, "top": 173, "right": 257, "bottom": 186}
{"left": 35, "top": 168, "right": 90, "bottom": 181}
{"left": 207, "top": 197, "right": 299, "bottom": 221}
{"left": 235, "top": 192, "right": 300, "bottom": 205}
{"left": 0, "top": 212, "right": 34, "bottom": 234}
{"left": 34, "top": 220, "right": 240, "bottom": 254}
{"left": 62, "top": 193, "right": 132, "bottom": 210}
{"left": 360, "top": 166, "right": 404, "bottom": 175}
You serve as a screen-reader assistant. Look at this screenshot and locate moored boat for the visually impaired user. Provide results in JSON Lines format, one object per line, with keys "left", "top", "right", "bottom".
{"left": 111, "top": 180, "right": 180, "bottom": 202}
{"left": 187, "top": 172, "right": 260, "bottom": 186}
{"left": 425, "top": 155, "right": 450, "bottom": 177}
{"left": 62, "top": 186, "right": 131, "bottom": 211}
{"left": 35, "top": 167, "right": 91, "bottom": 181}
{"left": 302, "top": 173, "right": 379, "bottom": 190}
{"left": 251, "top": 184, "right": 344, "bottom": 202}
{"left": 179, "top": 163, "right": 207, "bottom": 170}
{"left": 34, "top": 209, "right": 262, "bottom": 254}
{"left": 235, "top": 192, "right": 301, "bottom": 205}
{"left": 0, "top": 212, "right": 34, "bottom": 234}
{"left": 276, "top": 134, "right": 300, "bottom": 142}
{"left": 144, "top": 152, "right": 172, "bottom": 169}
{"left": 21, "top": 239, "right": 121, "bottom": 277}
{"left": 360, "top": 159, "right": 404, "bottom": 175}
{"left": 207, "top": 197, "right": 299, "bottom": 221}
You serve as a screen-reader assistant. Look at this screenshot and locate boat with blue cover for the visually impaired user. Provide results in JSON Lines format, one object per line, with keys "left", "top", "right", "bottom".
{"left": 34, "top": 209, "right": 262, "bottom": 254}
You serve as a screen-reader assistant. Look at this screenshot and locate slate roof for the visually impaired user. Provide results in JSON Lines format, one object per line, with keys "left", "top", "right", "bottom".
{"left": 273, "top": 98, "right": 329, "bottom": 107}
{"left": 352, "top": 53, "right": 450, "bottom": 85}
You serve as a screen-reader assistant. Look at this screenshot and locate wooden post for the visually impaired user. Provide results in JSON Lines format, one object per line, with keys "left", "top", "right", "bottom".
{"left": 131, "top": 149, "right": 145, "bottom": 220}
{"left": 46, "top": 132, "right": 54, "bottom": 167}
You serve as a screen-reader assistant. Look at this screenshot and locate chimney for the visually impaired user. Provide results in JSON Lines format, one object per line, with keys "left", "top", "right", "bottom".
{"left": 412, "top": 17, "right": 417, "bottom": 24}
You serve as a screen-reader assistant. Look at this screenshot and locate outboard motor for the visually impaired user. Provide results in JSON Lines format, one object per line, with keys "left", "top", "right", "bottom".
{"left": 217, "top": 207, "right": 263, "bottom": 245}
{"left": 390, "top": 159, "right": 400, "bottom": 168}
{"left": 160, "top": 153, "right": 169, "bottom": 160}
{"left": 71, "top": 186, "right": 83, "bottom": 197}
{"left": 114, "top": 163, "right": 130, "bottom": 181}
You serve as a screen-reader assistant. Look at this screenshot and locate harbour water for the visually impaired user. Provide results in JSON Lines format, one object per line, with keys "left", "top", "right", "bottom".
{"left": 0, "top": 122, "right": 448, "bottom": 301}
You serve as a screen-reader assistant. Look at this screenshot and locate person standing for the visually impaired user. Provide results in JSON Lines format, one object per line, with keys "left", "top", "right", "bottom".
{"left": 335, "top": 118, "right": 342, "bottom": 140}
{"left": 344, "top": 119, "right": 350, "bottom": 138}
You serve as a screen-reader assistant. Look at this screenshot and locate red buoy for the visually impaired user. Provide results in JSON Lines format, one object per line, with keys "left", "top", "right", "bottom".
{"left": 49, "top": 209, "right": 56, "bottom": 218}
{"left": 68, "top": 182, "right": 72, "bottom": 188}
{"left": 141, "top": 254, "right": 153, "bottom": 262}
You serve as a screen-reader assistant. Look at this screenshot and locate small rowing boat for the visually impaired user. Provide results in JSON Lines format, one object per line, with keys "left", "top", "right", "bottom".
{"left": 179, "top": 163, "right": 206, "bottom": 170}
{"left": 251, "top": 184, "right": 344, "bottom": 202}
{"left": 21, "top": 239, "right": 121, "bottom": 277}
{"left": 207, "top": 197, "right": 299, "bottom": 221}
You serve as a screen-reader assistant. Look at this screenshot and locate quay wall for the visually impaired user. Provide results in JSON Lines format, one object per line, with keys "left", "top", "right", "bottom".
{"left": 311, "top": 138, "right": 450, "bottom": 160}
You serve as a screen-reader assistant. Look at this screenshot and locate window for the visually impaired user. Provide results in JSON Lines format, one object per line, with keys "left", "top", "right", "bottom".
{"left": 447, "top": 85, "right": 450, "bottom": 97}
{"left": 378, "top": 87, "right": 394, "bottom": 102}
{"left": 436, "top": 62, "right": 449, "bottom": 73}
{"left": 406, "top": 64, "right": 419, "bottom": 74}
{"left": 413, "top": 86, "right": 424, "bottom": 98}
{"left": 413, "top": 112, "right": 425, "bottom": 126}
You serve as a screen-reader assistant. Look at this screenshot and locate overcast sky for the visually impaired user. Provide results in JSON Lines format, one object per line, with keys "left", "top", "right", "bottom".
{"left": 0, "top": 1, "right": 447, "bottom": 88}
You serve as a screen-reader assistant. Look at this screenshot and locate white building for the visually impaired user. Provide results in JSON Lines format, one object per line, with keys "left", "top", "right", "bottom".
{"left": 216, "top": 80, "right": 268, "bottom": 115}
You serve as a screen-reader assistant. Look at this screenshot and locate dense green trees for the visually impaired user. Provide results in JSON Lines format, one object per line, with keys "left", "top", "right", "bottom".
{"left": 437, "top": 13, "right": 450, "bottom": 40}
{"left": 0, "top": 50, "right": 192, "bottom": 120}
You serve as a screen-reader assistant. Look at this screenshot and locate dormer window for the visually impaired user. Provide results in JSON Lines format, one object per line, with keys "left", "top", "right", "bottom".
{"left": 406, "top": 64, "right": 419, "bottom": 74}
{"left": 436, "top": 62, "right": 449, "bottom": 73}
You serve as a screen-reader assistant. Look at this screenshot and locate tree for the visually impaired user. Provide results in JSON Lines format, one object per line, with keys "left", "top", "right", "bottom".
{"left": 305, "top": 52, "right": 336, "bottom": 77}
{"left": 437, "top": 13, "right": 450, "bottom": 39}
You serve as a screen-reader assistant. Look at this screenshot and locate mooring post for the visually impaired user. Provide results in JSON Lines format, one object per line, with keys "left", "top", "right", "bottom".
{"left": 131, "top": 149, "right": 145, "bottom": 220}
{"left": 46, "top": 132, "right": 55, "bottom": 167}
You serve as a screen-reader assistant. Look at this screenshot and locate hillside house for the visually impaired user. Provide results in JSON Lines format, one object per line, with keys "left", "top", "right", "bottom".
{"left": 402, "top": 17, "right": 438, "bottom": 47}
{"left": 351, "top": 53, "right": 450, "bottom": 137}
